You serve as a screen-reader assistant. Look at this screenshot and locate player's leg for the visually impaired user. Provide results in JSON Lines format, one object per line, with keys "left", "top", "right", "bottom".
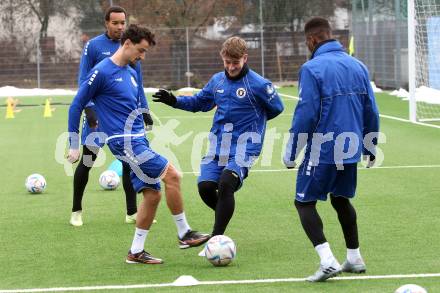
{"left": 294, "top": 161, "right": 341, "bottom": 282}
{"left": 126, "top": 188, "right": 163, "bottom": 264}
{"left": 161, "top": 164, "right": 210, "bottom": 248}
{"left": 70, "top": 145, "right": 99, "bottom": 226}
{"left": 331, "top": 164, "right": 366, "bottom": 273}
{"left": 121, "top": 162, "right": 138, "bottom": 223}
{"left": 198, "top": 181, "right": 218, "bottom": 210}
{"left": 197, "top": 158, "right": 222, "bottom": 211}
{"left": 211, "top": 169, "right": 240, "bottom": 236}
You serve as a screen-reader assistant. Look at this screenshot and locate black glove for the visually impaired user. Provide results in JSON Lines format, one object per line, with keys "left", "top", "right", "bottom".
{"left": 152, "top": 89, "right": 177, "bottom": 107}
{"left": 84, "top": 107, "right": 98, "bottom": 128}
{"left": 142, "top": 112, "right": 153, "bottom": 131}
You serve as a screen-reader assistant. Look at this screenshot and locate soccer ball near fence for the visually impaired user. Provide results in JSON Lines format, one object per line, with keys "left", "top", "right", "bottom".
{"left": 205, "top": 235, "right": 236, "bottom": 266}
{"left": 25, "top": 174, "right": 46, "bottom": 194}
{"left": 99, "top": 170, "right": 120, "bottom": 190}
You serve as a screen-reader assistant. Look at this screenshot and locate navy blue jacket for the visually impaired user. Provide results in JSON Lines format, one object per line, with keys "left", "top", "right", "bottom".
{"left": 284, "top": 40, "right": 379, "bottom": 166}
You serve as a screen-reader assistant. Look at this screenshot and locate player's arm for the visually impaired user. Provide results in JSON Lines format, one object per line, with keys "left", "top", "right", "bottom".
{"left": 152, "top": 77, "right": 216, "bottom": 112}
{"left": 132, "top": 62, "right": 153, "bottom": 130}
{"left": 67, "top": 69, "right": 104, "bottom": 163}
{"left": 255, "top": 81, "right": 284, "bottom": 120}
{"left": 362, "top": 69, "right": 380, "bottom": 167}
{"left": 77, "top": 40, "right": 98, "bottom": 128}
{"left": 283, "top": 66, "right": 320, "bottom": 168}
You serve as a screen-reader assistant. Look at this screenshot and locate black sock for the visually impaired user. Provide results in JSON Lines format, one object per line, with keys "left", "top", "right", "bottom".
{"left": 294, "top": 200, "right": 327, "bottom": 247}
{"left": 330, "top": 195, "right": 359, "bottom": 249}
{"left": 122, "top": 162, "right": 137, "bottom": 216}
{"left": 198, "top": 181, "right": 218, "bottom": 211}
{"left": 212, "top": 170, "right": 240, "bottom": 236}
{"left": 72, "top": 146, "right": 98, "bottom": 212}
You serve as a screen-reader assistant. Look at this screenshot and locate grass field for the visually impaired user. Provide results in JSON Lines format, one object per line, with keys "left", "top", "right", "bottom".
{"left": 1, "top": 87, "right": 439, "bottom": 292}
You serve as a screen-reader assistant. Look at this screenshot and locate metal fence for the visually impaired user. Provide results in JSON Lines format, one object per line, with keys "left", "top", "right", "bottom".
{"left": 0, "top": 24, "right": 349, "bottom": 89}
{"left": 352, "top": 0, "right": 409, "bottom": 89}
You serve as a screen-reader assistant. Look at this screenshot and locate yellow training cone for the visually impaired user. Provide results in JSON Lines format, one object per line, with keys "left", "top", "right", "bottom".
{"left": 43, "top": 98, "right": 53, "bottom": 118}
{"left": 5, "top": 98, "right": 15, "bottom": 119}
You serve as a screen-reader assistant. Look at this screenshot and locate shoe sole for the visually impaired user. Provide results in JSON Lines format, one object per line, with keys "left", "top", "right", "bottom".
{"left": 70, "top": 221, "right": 83, "bottom": 227}
{"left": 342, "top": 269, "right": 366, "bottom": 274}
{"left": 126, "top": 259, "right": 163, "bottom": 264}
{"left": 179, "top": 236, "right": 210, "bottom": 249}
{"left": 307, "top": 270, "right": 342, "bottom": 282}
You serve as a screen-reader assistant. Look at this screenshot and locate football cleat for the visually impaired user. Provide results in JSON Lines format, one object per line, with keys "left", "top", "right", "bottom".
{"left": 341, "top": 259, "right": 367, "bottom": 274}
{"left": 178, "top": 230, "right": 210, "bottom": 249}
{"left": 70, "top": 211, "right": 83, "bottom": 227}
{"left": 307, "top": 258, "right": 342, "bottom": 282}
{"left": 125, "top": 213, "right": 157, "bottom": 224}
{"left": 126, "top": 250, "right": 163, "bottom": 264}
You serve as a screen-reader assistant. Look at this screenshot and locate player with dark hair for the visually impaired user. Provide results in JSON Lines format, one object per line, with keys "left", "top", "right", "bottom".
{"left": 153, "top": 36, "right": 284, "bottom": 245}
{"left": 68, "top": 24, "right": 210, "bottom": 264}
{"left": 284, "top": 17, "right": 379, "bottom": 282}
{"left": 71, "top": 6, "right": 154, "bottom": 226}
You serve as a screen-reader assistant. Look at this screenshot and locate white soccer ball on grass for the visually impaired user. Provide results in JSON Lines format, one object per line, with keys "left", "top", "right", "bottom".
{"left": 204, "top": 235, "right": 236, "bottom": 266}
{"left": 99, "top": 170, "right": 120, "bottom": 190}
{"left": 395, "top": 284, "right": 427, "bottom": 293}
{"left": 25, "top": 174, "right": 46, "bottom": 194}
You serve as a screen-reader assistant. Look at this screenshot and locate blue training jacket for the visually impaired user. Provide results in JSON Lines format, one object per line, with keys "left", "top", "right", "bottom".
{"left": 77, "top": 33, "right": 148, "bottom": 109}
{"left": 69, "top": 58, "right": 145, "bottom": 149}
{"left": 284, "top": 40, "right": 379, "bottom": 166}
{"left": 174, "top": 67, "right": 284, "bottom": 160}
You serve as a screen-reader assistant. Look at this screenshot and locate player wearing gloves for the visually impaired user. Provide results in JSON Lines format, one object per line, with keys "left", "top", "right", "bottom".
{"left": 71, "top": 6, "right": 153, "bottom": 226}
{"left": 283, "top": 17, "right": 379, "bottom": 282}
{"left": 153, "top": 36, "right": 284, "bottom": 240}
{"left": 68, "top": 24, "right": 209, "bottom": 264}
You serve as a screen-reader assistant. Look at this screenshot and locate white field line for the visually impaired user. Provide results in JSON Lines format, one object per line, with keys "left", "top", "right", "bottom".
{"left": 279, "top": 93, "right": 440, "bottom": 129}
{"left": 2, "top": 273, "right": 440, "bottom": 293}
{"left": 181, "top": 164, "right": 440, "bottom": 175}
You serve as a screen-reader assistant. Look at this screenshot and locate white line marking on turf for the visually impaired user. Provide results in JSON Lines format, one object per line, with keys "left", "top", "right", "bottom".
{"left": 181, "top": 164, "right": 440, "bottom": 175}
{"left": 2, "top": 273, "right": 439, "bottom": 292}
{"left": 279, "top": 93, "right": 440, "bottom": 129}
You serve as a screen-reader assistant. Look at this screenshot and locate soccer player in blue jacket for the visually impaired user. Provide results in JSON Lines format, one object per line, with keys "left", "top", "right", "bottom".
{"left": 283, "top": 17, "right": 379, "bottom": 282}
{"left": 153, "top": 37, "right": 284, "bottom": 241}
{"left": 71, "top": 6, "right": 153, "bottom": 226}
{"left": 68, "top": 24, "right": 209, "bottom": 264}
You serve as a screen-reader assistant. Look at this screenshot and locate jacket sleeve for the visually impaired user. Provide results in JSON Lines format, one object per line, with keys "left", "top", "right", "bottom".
{"left": 256, "top": 82, "right": 284, "bottom": 120}
{"left": 134, "top": 62, "right": 149, "bottom": 110}
{"left": 174, "top": 77, "right": 216, "bottom": 112}
{"left": 77, "top": 41, "right": 96, "bottom": 108}
{"left": 283, "top": 66, "right": 321, "bottom": 167}
{"left": 362, "top": 73, "right": 380, "bottom": 157}
{"left": 68, "top": 69, "right": 104, "bottom": 148}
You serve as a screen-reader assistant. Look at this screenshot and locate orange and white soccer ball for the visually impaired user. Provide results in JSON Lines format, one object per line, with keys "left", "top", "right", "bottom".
{"left": 205, "top": 235, "right": 236, "bottom": 266}
{"left": 99, "top": 170, "right": 120, "bottom": 190}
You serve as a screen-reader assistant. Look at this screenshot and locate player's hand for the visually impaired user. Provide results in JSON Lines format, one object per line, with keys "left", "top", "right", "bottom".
{"left": 67, "top": 149, "right": 80, "bottom": 164}
{"left": 84, "top": 107, "right": 98, "bottom": 128}
{"left": 152, "top": 89, "right": 177, "bottom": 106}
{"left": 143, "top": 112, "right": 153, "bottom": 131}
{"left": 363, "top": 154, "right": 376, "bottom": 168}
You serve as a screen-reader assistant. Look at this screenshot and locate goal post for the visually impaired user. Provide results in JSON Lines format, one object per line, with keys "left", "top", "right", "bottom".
{"left": 408, "top": 0, "right": 440, "bottom": 122}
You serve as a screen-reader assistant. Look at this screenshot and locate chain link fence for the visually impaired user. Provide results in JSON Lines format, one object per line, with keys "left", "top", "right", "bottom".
{"left": 0, "top": 0, "right": 352, "bottom": 90}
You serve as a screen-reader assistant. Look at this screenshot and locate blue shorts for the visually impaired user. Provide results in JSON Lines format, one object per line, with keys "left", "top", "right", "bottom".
{"left": 295, "top": 160, "right": 357, "bottom": 202}
{"left": 107, "top": 137, "right": 168, "bottom": 192}
{"left": 198, "top": 156, "right": 249, "bottom": 189}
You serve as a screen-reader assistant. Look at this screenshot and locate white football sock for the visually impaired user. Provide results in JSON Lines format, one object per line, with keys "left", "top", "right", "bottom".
{"left": 347, "top": 248, "right": 362, "bottom": 263}
{"left": 315, "top": 242, "right": 336, "bottom": 266}
{"left": 130, "top": 227, "right": 149, "bottom": 254}
{"left": 173, "top": 212, "right": 191, "bottom": 239}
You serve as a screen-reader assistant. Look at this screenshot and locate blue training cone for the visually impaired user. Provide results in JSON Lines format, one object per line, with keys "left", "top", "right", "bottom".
{"left": 108, "top": 159, "right": 123, "bottom": 177}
